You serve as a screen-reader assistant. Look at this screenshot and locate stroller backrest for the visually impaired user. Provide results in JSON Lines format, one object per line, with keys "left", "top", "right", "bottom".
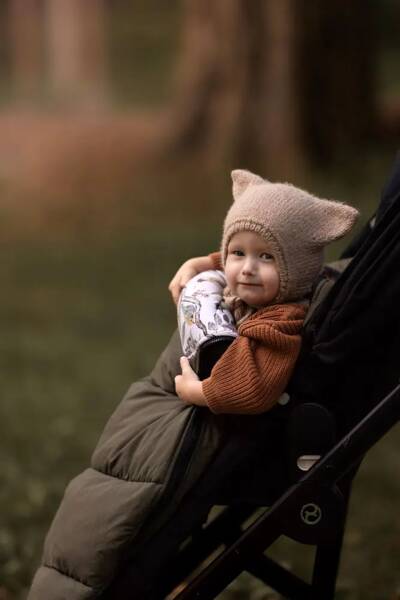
{"left": 291, "top": 169, "right": 400, "bottom": 435}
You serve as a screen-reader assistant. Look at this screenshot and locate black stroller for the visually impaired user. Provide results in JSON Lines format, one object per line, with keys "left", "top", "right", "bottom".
{"left": 102, "top": 156, "right": 400, "bottom": 600}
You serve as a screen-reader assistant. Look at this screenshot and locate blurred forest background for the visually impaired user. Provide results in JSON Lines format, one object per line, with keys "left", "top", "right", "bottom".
{"left": 0, "top": 1, "right": 399, "bottom": 599}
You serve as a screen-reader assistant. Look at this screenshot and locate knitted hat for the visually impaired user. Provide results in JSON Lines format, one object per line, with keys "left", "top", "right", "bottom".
{"left": 222, "top": 169, "right": 359, "bottom": 303}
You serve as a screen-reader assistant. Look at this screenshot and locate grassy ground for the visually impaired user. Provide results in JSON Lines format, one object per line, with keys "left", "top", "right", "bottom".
{"left": 0, "top": 225, "right": 219, "bottom": 599}
{"left": 0, "top": 162, "right": 399, "bottom": 599}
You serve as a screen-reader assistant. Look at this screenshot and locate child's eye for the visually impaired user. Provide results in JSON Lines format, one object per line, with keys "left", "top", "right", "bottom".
{"left": 260, "top": 252, "right": 274, "bottom": 260}
{"left": 231, "top": 249, "right": 244, "bottom": 256}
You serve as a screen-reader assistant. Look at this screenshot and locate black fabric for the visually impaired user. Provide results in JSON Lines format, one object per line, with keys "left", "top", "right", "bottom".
{"left": 291, "top": 159, "right": 400, "bottom": 434}
{"left": 378, "top": 151, "right": 400, "bottom": 221}
{"left": 342, "top": 152, "right": 400, "bottom": 259}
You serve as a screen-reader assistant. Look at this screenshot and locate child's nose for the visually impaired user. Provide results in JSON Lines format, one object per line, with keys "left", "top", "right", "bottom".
{"left": 242, "top": 257, "right": 255, "bottom": 275}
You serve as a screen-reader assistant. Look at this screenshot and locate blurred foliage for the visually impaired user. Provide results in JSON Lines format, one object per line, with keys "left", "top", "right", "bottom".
{"left": 0, "top": 0, "right": 182, "bottom": 109}
{"left": 107, "top": 0, "right": 181, "bottom": 107}
{"left": 377, "top": 0, "right": 400, "bottom": 95}
{"left": 0, "top": 0, "right": 398, "bottom": 108}
{"left": 0, "top": 3, "right": 12, "bottom": 105}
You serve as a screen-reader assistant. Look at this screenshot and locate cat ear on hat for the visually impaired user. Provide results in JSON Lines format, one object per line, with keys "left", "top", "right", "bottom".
{"left": 311, "top": 199, "right": 360, "bottom": 245}
{"left": 231, "top": 169, "right": 264, "bottom": 201}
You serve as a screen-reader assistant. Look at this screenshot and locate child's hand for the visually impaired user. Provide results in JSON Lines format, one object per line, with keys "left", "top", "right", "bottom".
{"left": 168, "top": 256, "right": 214, "bottom": 304}
{"left": 175, "top": 357, "right": 207, "bottom": 407}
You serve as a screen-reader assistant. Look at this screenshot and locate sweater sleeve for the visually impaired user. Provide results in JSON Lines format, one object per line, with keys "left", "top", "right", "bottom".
{"left": 202, "top": 305, "right": 305, "bottom": 414}
{"left": 208, "top": 251, "right": 223, "bottom": 271}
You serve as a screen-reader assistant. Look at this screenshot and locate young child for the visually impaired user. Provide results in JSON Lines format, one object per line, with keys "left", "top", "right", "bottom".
{"left": 172, "top": 169, "right": 359, "bottom": 414}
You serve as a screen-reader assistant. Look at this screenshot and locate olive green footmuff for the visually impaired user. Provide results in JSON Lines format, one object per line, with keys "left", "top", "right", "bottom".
{"left": 28, "top": 331, "right": 223, "bottom": 600}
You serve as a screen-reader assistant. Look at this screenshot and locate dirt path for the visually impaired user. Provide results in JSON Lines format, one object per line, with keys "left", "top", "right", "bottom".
{"left": 0, "top": 108, "right": 167, "bottom": 199}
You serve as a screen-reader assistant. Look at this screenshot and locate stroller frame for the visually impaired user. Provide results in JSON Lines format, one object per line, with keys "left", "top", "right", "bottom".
{"left": 149, "top": 381, "right": 399, "bottom": 600}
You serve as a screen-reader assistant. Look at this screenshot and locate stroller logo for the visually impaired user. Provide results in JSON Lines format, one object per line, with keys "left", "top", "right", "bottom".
{"left": 300, "top": 503, "right": 322, "bottom": 525}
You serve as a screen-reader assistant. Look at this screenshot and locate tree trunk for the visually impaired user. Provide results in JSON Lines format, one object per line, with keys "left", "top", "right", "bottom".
{"left": 45, "top": 0, "right": 108, "bottom": 107}
{"left": 168, "top": 0, "right": 302, "bottom": 175}
{"left": 294, "top": 0, "right": 377, "bottom": 165}
{"left": 168, "top": 0, "right": 377, "bottom": 173}
{"left": 8, "top": 0, "right": 43, "bottom": 99}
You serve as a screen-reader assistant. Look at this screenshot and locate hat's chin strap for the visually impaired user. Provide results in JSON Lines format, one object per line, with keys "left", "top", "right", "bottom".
{"left": 222, "top": 287, "right": 258, "bottom": 326}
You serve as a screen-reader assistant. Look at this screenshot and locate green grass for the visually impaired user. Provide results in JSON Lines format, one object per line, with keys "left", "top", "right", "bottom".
{"left": 1, "top": 166, "right": 399, "bottom": 598}
{"left": 0, "top": 226, "right": 219, "bottom": 598}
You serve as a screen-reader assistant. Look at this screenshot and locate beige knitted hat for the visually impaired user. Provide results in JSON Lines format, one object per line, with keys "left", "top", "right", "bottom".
{"left": 222, "top": 169, "right": 359, "bottom": 303}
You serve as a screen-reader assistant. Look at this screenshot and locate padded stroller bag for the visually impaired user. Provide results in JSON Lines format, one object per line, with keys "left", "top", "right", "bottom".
{"left": 28, "top": 331, "right": 225, "bottom": 600}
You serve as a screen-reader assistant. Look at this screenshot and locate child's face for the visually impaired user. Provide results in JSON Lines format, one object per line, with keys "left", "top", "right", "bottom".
{"left": 225, "top": 231, "right": 280, "bottom": 307}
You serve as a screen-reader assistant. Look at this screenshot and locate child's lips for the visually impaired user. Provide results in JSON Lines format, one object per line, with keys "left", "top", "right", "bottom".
{"left": 238, "top": 282, "right": 261, "bottom": 287}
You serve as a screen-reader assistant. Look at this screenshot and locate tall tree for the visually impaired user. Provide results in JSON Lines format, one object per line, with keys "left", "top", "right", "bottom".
{"left": 168, "top": 0, "right": 377, "bottom": 174}
{"left": 8, "top": 0, "right": 43, "bottom": 99}
{"left": 294, "top": 1, "right": 377, "bottom": 165}
{"left": 45, "top": 0, "right": 108, "bottom": 107}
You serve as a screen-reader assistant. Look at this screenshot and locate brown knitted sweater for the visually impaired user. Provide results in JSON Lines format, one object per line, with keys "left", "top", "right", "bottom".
{"left": 202, "top": 251, "right": 307, "bottom": 414}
